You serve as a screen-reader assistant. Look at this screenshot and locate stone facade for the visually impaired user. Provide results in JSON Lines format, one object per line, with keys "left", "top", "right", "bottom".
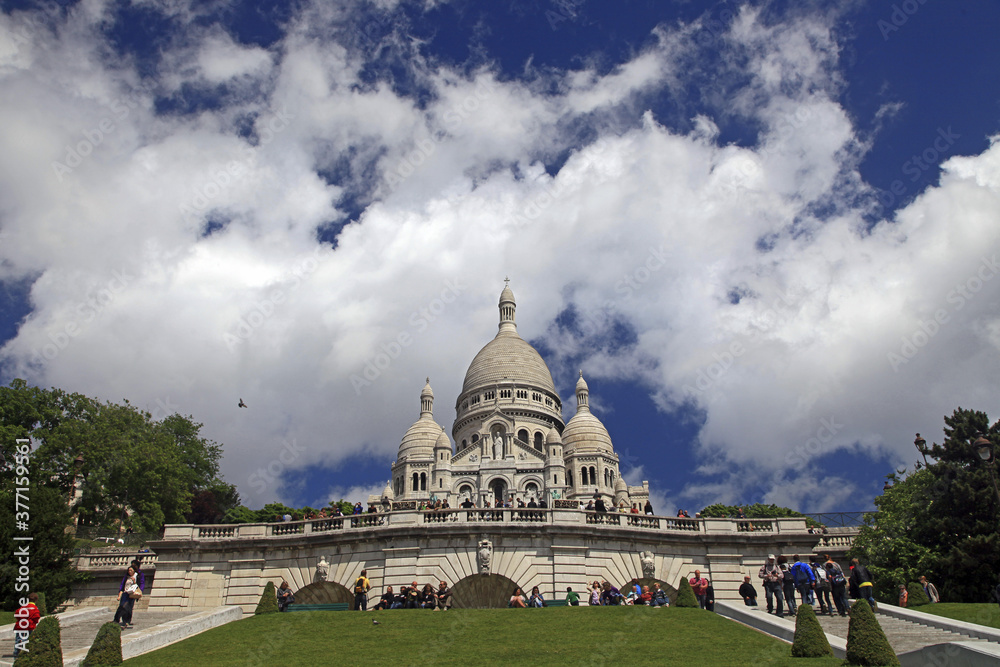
{"left": 378, "top": 283, "right": 649, "bottom": 511}
{"left": 147, "top": 512, "right": 822, "bottom": 613}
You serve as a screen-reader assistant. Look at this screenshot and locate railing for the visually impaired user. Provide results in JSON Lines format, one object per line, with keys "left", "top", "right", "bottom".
{"left": 160, "top": 510, "right": 817, "bottom": 541}
{"left": 816, "top": 534, "right": 855, "bottom": 549}
{"left": 736, "top": 520, "right": 773, "bottom": 533}
{"left": 75, "top": 551, "right": 158, "bottom": 570}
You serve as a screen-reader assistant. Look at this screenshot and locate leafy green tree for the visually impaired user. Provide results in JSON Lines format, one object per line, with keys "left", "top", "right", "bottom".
{"left": 222, "top": 505, "right": 258, "bottom": 524}
{"left": 1, "top": 379, "right": 229, "bottom": 533}
{"left": 699, "top": 502, "right": 820, "bottom": 527}
{"left": 849, "top": 408, "right": 1000, "bottom": 602}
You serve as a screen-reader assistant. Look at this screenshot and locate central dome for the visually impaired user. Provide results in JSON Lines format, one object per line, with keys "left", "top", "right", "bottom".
{"left": 460, "top": 284, "right": 557, "bottom": 395}
{"left": 461, "top": 334, "right": 557, "bottom": 395}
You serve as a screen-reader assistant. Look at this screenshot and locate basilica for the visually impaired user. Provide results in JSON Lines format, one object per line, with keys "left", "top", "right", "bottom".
{"left": 372, "top": 283, "right": 650, "bottom": 510}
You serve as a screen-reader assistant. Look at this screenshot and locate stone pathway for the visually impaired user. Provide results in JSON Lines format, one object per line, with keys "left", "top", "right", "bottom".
{"left": 811, "top": 607, "right": 977, "bottom": 655}
{"left": 1, "top": 610, "right": 193, "bottom": 666}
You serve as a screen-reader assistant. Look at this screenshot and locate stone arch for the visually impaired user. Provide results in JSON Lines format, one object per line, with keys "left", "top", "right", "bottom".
{"left": 517, "top": 475, "right": 543, "bottom": 496}
{"left": 630, "top": 578, "right": 679, "bottom": 604}
{"left": 451, "top": 573, "right": 522, "bottom": 609}
{"left": 517, "top": 428, "right": 529, "bottom": 443}
{"left": 292, "top": 580, "right": 354, "bottom": 606}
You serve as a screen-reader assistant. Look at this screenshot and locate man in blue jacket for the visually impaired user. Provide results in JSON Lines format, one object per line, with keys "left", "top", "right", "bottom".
{"left": 789, "top": 555, "right": 815, "bottom": 606}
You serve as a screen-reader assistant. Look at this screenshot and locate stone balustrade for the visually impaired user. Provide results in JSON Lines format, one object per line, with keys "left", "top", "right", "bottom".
{"left": 158, "top": 510, "right": 816, "bottom": 541}
{"left": 74, "top": 551, "right": 158, "bottom": 570}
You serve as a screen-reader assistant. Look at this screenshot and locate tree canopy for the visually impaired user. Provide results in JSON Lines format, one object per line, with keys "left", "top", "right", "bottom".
{"left": 849, "top": 407, "right": 1000, "bottom": 603}
{"left": 0, "top": 378, "right": 238, "bottom": 532}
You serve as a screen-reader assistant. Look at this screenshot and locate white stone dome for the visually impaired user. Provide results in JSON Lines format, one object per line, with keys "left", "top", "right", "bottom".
{"left": 398, "top": 380, "right": 442, "bottom": 461}
{"left": 545, "top": 427, "right": 563, "bottom": 445}
{"left": 460, "top": 284, "right": 557, "bottom": 395}
{"left": 562, "top": 371, "right": 614, "bottom": 454}
{"left": 462, "top": 335, "right": 557, "bottom": 395}
{"left": 562, "top": 410, "right": 614, "bottom": 454}
{"left": 614, "top": 475, "right": 628, "bottom": 492}
{"left": 382, "top": 481, "right": 394, "bottom": 499}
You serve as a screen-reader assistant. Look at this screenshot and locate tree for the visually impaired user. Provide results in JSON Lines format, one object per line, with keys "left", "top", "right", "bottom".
{"left": 0, "top": 379, "right": 230, "bottom": 533}
{"left": 905, "top": 582, "right": 930, "bottom": 607}
{"left": 791, "top": 604, "right": 834, "bottom": 657}
{"left": 14, "top": 615, "right": 62, "bottom": 666}
{"left": 844, "top": 599, "right": 898, "bottom": 666}
{"left": 674, "top": 578, "right": 699, "bottom": 608}
{"left": 81, "top": 622, "right": 122, "bottom": 666}
{"left": 255, "top": 581, "right": 278, "bottom": 614}
{"left": 699, "top": 503, "right": 821, "bottom": 527}
{"left": 849, "top": 408, "right": 1000, "bottom": 602}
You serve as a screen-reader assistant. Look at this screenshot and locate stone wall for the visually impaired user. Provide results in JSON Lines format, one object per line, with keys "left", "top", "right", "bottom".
{"left": 146, "top": 510, "right": 824, "bottom": 613}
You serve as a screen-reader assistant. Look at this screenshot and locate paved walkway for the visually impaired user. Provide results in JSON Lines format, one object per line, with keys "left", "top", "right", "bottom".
{"left": 812, "top": 607, "right": 977, "bottom": 654}
{"left": 1, "top": 610, "right": 196, "bottom": 666}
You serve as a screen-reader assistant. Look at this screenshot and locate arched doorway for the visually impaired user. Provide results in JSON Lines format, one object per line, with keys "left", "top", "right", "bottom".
{"left": 489, "top": 478, "right": 507, "bottom": 505}
{"left": 292, "top": 581, "right": 354, "bottom": 607}
{"left": 631, "top": 578, "right": 679, "bottom": 604}
{"left": 451, "top": 573, "right": 521, "bottom": 608}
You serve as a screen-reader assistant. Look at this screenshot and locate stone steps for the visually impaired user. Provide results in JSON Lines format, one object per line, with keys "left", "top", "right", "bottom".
{"left": 812, "top": 605, "right": 979, "bottom": 655}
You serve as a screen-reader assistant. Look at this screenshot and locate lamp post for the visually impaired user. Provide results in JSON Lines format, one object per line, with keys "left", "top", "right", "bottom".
{"left": 973, "top": 435, "right": 1000, "bottom": 508}
{"left": 914, "top": 433, "right": 928, "bottom": 467}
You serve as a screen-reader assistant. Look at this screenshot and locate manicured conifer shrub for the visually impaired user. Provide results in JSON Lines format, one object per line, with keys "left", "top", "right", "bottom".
{"left": 35, "top": 592, "right": 48, "bottom": 617}
{"left": 81, "top": 622, "right": 123, "bottom": 666}
{"left": 905, "top": 582, "right": 930, "bottom": 607}
{"left": 791, "top": 603, "right": 834, "bottom": 657}
{"left": 255, "top": 581, "right": 279, "bottom": 615}
{"left": 14, "top": 615, "right": 62, "bottom": 666}
{"left": 845, "top": 599, "right": 899, "bottom": 666}
{"left": 674, "top": 578, "right": 699, "bottom": 608}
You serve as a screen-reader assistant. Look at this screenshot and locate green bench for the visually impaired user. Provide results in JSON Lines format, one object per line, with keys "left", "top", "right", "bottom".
{"left": 287, "top": 603, "right": 351, "bottom": 612}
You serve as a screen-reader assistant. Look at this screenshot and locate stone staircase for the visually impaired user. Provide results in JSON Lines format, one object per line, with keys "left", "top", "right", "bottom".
{"left": 813, "top": 607, "right": 990, "bottom": 655}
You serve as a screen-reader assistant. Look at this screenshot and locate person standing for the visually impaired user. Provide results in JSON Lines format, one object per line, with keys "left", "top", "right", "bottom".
{"left": 759, "top": 555, "right": 785, "bottom": 617}
{"left": 644, "top": 500, "right": 654, "bottom": 515}
{"left": 824, "top": 559, "right": 849, "bottom": 617}
{"left": 777, "top": 556, "right": 797, "bottom": 615}
{"left": 919, "top": 576, "right": 940, "bottom": 603}
{"left": 353, "top": 570, "right": 371, "bottom": 611}
{"left": 114, "top": 566, "right": 139, "bottom": 628}
{"left": 689, "top": 570, "right": 709, "bottom": 609}
{"left": 705, "top": 579, "right": 716, "bottom": 612}
{"left": 849, "top": 558, "right": 876, "bottom": 610}
{"left": 811, "top": 558, "right": 833, "bottom": 615}
{"left": 565, "top": 587, "right": 580, "bottom": 606}
{"left": 12, "top": 593, "right": 41, "bottom": 658}
{"left": 789, "top": 555, "right": 815, "bottom": 606}
{"left": 898, "top": 584, "right": 908, "bottom": 608}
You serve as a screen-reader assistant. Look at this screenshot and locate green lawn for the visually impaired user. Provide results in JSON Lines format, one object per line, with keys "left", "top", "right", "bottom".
{"left": 123, "top": 607, "right": 843, "bottom": 667}
{"left": 0, "top": 611, "right": 14, "bottom": 626}
{"left": 909, "top": 603, "right": 1000, "bottom": 630}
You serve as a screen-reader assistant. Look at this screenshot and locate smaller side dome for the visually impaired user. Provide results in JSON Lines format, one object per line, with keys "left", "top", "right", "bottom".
{"left": 614, "top": 476, "right": 628, "bottom": 492}
{"left": 545, "top": 427, "right": 563, "bottom": 445}
{"left": 435, "top": 429, "right": 451, "bottom": 449}
{"left": 399, "top": 380, "right": 443, "bottom": 461}
{"left": 382, "top": 481, "right": 394, "bottom": 500}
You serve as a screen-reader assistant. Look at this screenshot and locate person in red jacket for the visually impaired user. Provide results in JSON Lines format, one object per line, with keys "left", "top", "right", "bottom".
{"left": 13, "top": 593, "right": 41, "bottom": 658}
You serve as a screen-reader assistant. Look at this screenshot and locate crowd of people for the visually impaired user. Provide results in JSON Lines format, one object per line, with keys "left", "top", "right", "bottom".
{"left": 354, "top": 571, "right": 453, "bottom": 612}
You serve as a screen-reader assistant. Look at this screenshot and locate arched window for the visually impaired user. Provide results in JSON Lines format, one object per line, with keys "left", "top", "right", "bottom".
{"left": 604, "top": 469, "right": 610, "bottom": 486}
{"left": 525, "top": 482, "right": 538, "bottom": 499}
{"left": 533, "top": 432, "right": 543, "bottom": 450}
{"left": 420, "top": 472, "right": 427, "bottom": 491}
{"left": 472, "top": 434, "right": 479, "bottom": 443}
{"left": 518, "top": 429, "right": 529, "bottom": 443}
{"left": 553, "top": 473, "right": 558, "bottom": 485}
{"left": 567, "top": 470, "right": 573, "bottom": 487}
{"left": 459, "top": 484, "right": 473, "bottom": 501}
{"left": 580, "top": 467, "right": 588, "bottom": 485}
{"left": 589, "top": 466, "right": 596, "bottom": 485}
{"left": 439, "top": 479, "right": 443, "bottom": 489}
{"left": 462, "top": 439, "right": 467, "bottom": 450}
{"left": 412, "top": 472, "right": 418, "bottom": 491}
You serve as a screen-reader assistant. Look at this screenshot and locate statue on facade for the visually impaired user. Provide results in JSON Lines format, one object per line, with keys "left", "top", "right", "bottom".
{"left": 551, "top": 490, "right": 561, "bottom": 500}
{"left": 315, "top": 556, "right": 330, "bottom": 582}
{"left": 478, "top": 539, "right": 492, "bottom": 575}
{"left": 639, "top": 551, "right": 655, "bottom": 579}
{"left": 493, "top": 435, "right": 502, "bottom": 460}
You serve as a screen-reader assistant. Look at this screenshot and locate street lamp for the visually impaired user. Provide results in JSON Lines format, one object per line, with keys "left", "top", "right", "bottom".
{"left": 973, "top": 435, "right": 1000, "bottom": 507}
{"left": 914, "top": 433, "right": 928, "bottom": 466}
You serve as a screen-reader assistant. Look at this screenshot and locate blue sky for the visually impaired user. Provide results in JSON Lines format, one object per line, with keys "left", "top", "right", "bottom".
{"left": 1, "top": 0, "right": 999, "bottom": 515}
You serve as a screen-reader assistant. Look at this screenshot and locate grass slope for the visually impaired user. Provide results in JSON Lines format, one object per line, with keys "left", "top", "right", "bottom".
{"left": 123, "top": 607, "right": 843, "bottom": 667}
{"left": 908, "top": 603, "right": 1000, "bottom": 630}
